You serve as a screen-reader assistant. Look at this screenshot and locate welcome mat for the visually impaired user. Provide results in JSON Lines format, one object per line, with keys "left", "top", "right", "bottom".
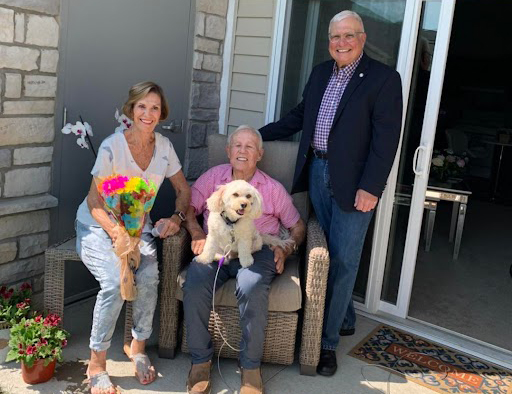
{"left": 349, "top": 325, "right": 512, "bottom": 393}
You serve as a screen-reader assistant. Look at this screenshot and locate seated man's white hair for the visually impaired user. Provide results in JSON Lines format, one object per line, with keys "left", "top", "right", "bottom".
{"left": 329, "top": 10, "right": 365, "bottom": 33}
{"left": 228, "top": 124, "right": 264, "bottom": 150}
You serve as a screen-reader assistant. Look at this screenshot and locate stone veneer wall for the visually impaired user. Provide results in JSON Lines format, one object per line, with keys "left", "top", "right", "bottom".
{"left": 0, "top": 0, "right": 228, "bottom": 308}
{"left": 0, "top": 0, "right": 59, "bottom": 309}
{"left": 185, "top": 0, "right": 228, "bottom": 179}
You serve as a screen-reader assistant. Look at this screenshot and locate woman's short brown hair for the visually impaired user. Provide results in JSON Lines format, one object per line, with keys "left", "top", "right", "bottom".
{"left": 122, "top": 81, "right": 170, "bottom": 121}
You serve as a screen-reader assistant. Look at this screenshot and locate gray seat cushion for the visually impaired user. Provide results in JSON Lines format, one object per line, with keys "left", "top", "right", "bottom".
{"left": 175, "top": 255, "right": 302, "bottom": 312}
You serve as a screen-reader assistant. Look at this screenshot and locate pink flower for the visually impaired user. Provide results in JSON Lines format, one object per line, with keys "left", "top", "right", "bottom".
{"left": 34, "top": 315, "right": 42, "bottom": 323}
{"left": 18, "top": 350, "right": 25, "bottom": 355}
{"left": 18, "top": 344, "right": 23, "bottom": 350}
{"left": 61, "top": 339, "right": 68, "bottom": 347}
{"left": 456, "top": 159, "right": 465, "bottom": 168}
{"left": 26, "top": 346, "right": 36, "bottom": 355}
{"left": 101, "top": 176, "right": 129, "bottom": 196}
{"left": 20, "top": 283, "right": 32, "bottom": 291}
{"left": 2, "top": 289, "right": 13, "bottom": 300}
{"left": 43, "top": 314, "right": 61, "bottom": 327}
{"left": 0, "top": 286, "right": 6, "bottom": 295}
{"left": 16, "top": 302, "right": 27, "bottom": 309}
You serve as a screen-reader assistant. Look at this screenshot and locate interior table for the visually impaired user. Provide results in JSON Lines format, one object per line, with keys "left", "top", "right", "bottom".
{"left": 424, "top": 181, "right": 472, "bottom": 260}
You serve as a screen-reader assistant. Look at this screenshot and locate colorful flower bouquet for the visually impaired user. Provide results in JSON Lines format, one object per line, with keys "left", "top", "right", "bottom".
{"left": 430, "top": 149, "right": 469, "bottom": 182}
{"left": 96, "top": 175, "right": 157, "bottom": 300}
{"left": 6, "top": 313, "right": 69, "bottom": 384}
{"left": 0, "top": 283, "right": 32, "bottom": 327}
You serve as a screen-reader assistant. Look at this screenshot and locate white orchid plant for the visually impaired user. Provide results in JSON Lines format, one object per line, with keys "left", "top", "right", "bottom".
{"left": 61, "top": 119, "right": 94, "bottom": 152}
{"left": 114, "top": 109, "right": 133, "bottom": 133}
{"left": 61, "top": 111, "right": 134, "bottom": 158}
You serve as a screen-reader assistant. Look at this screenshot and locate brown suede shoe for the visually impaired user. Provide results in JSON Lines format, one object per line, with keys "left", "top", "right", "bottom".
{"left": 187, "top": 361, "right": 211, "bottom": 394}
{"left": 240, "top": 367, "right": 264, "bottom": 394}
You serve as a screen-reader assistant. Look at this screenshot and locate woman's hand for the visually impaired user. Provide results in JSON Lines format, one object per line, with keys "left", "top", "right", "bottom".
{"left": 153, "top": 216, "right": 181, "bottom": 238}
{"left": 111, "top": 224, "right": 131, "bottom": 256}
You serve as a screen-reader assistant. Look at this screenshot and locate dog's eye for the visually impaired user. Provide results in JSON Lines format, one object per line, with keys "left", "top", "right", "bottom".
{"left": 233, "top": 193, "right": 239, "bottom": 197}
{"left": 246, "top": 194, "right": 252, "bottom": 199}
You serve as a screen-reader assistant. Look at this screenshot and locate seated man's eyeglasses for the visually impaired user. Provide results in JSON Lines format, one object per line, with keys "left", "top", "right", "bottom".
{"left": 328, "top": 31, "right": 364, "bottom": 43}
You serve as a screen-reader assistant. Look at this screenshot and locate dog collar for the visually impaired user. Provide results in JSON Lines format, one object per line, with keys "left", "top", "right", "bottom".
{"left": 220, "top": 211, "right": 239, "bottom": 226}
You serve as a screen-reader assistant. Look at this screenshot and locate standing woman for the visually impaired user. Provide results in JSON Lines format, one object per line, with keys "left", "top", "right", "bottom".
{"left": 75, "top": 81, "right": 190, "bottom": 394}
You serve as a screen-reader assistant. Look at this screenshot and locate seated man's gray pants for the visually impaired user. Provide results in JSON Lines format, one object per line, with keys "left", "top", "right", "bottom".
{"left": 183, "top": 245, "right": 277, "bottom": 369}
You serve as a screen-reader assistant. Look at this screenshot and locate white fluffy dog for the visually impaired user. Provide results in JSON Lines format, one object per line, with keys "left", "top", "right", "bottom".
{"left": 195, "top": 180, "right": 291, "bottom": 267}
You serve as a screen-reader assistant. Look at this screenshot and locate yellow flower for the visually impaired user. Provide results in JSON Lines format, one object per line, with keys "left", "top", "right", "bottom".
{"left": 124, "top": 177, "right": 143, "bottom": 193}
{"left": 128, "top": 199, "right": 144, "bottom": 217}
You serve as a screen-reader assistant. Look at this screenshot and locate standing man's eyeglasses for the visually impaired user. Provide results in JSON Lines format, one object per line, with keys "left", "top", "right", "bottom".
{"left": 328, "top": 31, "right": 364, "bottom": 43}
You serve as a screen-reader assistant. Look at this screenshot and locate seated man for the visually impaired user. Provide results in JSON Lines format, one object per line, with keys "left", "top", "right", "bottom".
{"left": 183, "top": 125, "right": 305, "bottom": 394}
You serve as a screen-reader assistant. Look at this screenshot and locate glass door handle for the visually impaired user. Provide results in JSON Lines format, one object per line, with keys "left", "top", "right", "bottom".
{"left": 413, "top": 145, "right": 428, "bottom": 176}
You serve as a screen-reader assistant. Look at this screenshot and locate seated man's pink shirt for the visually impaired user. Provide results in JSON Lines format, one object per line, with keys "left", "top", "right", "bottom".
{"left": 191, "top": 164, "right": 300, "bottom": 235}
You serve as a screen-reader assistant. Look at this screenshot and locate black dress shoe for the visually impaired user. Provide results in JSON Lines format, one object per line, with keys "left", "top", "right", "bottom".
{"left": 317, "top": 349, "right": 337, "bottom": 376}
{"left": 339, "top": 327, "right": 355, "bottom": 336}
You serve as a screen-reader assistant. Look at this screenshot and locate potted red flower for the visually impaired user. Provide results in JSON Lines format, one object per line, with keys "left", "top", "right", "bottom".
{"left": 0, "top": 283, "right": 32, "bottom": 364}
{"left": 6, "top": 313, "right": 69, "bottom": 384}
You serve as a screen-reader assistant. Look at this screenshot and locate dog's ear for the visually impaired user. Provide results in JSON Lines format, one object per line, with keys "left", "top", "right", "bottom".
{"left": 249, "top": 188, "right": 263, "bottom": 219}
{"left": 207, "top": 185, "right": 226, "bottom": 213}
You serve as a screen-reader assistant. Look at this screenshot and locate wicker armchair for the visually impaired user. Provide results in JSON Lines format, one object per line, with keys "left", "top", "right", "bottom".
{"left": 157, "top": 134, "right": 330, "bottom": 375}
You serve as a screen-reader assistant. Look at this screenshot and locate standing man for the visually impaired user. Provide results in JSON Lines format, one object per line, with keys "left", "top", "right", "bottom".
{"left": 260, "top": 10, "right": 403, "bottom": 376}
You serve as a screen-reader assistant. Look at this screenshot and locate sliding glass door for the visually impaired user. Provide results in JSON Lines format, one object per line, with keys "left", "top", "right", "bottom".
{"left": 364, "top": 0, "right": 457, "bottom": 318}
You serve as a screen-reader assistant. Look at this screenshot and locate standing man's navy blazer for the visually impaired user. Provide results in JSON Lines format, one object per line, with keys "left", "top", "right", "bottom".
{"left": 260, "top": 52, "right": 403, "bottom": 212}
{"left": 260, "top": 13, "right": 403, "bottom": 376}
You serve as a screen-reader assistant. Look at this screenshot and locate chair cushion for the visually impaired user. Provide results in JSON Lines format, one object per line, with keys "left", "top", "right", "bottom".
{"left": 175, "top": 255, "right": 302, "bottom": 312}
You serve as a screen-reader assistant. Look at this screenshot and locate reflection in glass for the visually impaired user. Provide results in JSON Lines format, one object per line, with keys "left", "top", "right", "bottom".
{"left": 380, "top": 1, "right": 441, "bottom": 304}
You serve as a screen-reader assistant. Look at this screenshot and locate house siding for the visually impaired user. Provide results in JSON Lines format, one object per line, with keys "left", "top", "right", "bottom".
{"left": 224, "top": 0, "right": 276, "bottom": 133}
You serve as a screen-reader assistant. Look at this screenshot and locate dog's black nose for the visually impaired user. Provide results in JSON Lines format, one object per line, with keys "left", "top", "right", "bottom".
{"left": 240, "top": 203, "right": 247, "bottom": 208}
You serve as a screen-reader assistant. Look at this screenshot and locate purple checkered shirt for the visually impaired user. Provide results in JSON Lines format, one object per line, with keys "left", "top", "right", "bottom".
{"left": 312, "top": 53, "right": 363, "bottom": 152}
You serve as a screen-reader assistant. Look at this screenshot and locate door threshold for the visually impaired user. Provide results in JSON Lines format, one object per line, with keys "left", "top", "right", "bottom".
{"left": 359, "top": 310, "right": 512, "bottom": 370}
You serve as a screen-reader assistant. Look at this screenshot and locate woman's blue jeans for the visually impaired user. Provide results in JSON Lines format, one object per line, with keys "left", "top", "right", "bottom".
{"left": 309, "top": 157, "right": 374, "bottom": 350}
{"left": 76, "top": 221, "right": 159, "bottom": 352}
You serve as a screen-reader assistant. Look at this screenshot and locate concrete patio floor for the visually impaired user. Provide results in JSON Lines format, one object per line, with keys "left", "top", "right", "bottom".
{"left": 0, "top": 297, "right": 434, "bottom": 393}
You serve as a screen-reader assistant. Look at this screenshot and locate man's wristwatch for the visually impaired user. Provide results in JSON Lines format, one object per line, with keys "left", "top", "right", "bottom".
{"left": 173, "top": 210, "right": 186, "bottom": 222}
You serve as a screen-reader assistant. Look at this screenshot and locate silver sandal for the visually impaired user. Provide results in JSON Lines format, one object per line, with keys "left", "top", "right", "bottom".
{"left": 130, "top": 353, "right": 156, "bottom": 385}
{"left": 87, "top": 371, "right": 120, "bottom": 393}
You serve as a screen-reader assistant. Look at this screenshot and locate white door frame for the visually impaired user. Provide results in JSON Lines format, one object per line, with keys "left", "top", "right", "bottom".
{"left": 365, "top": 0, "right": 457, "bottom": 318}
{"left": 361, "top": 0, "right": 424, "bottom": 315}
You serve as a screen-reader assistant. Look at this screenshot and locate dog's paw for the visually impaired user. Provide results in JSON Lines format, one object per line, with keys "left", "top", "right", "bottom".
{"left": 239, "top": 254, "right": 254, "bottom": 268}
{"left": 195, "top": 253, "right": 212, "bottom": 264}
